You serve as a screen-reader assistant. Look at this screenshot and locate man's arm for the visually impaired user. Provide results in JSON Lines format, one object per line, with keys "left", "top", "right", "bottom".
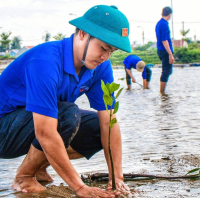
{"left": 98, "top": 110, "right": 130, "bottom": 192}
{"left": 33, "top": 113, "right": 84, "bottom": 191}
{"left": 162, "top": 40, "right": 175, "bottom": 64}
{"left": 126, "top": 69, "right": 135, "bottom": 83}
{"left": 33, "top": 113, "right": 117, "bottom": 197}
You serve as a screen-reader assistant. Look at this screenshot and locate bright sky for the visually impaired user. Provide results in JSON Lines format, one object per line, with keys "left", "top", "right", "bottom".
{"left": 1, "top": 0, "right": 199, "bottom": 47}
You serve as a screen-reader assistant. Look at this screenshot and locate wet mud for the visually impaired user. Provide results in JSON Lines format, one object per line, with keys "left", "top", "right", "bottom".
{"left": 1, "top": 68, "right": 200, "bottom": 197}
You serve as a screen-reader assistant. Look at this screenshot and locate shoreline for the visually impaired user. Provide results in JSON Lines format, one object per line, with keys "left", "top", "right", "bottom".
{"left": 0, "top": 60, "right": 199, "bottom": 73}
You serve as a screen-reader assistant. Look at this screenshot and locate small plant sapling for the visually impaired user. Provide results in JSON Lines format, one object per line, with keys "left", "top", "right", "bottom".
{"left": 101, "top": 80, "right": 123, "bottom": 190}
{"left": 186, "top": 168, "right": 200, "bottom": 176}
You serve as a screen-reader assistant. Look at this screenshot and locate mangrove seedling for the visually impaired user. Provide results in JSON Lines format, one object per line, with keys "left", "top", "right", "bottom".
{"left": 186, "top": 167, "right": 200, "bottom": 176}
{"left": 101, "top": 80, "right": 123, "bottom": 190}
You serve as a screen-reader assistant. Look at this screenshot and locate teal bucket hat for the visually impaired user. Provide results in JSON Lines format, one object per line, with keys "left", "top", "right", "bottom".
{"left": 69, "top": 5, "right": 131, "bottom": 53}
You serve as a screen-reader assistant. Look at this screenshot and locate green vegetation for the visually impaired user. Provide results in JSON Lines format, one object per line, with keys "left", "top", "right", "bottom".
{"left": 110, "top": 50, "right": 161, "bottom": 65}
{"left": 174, "top": 47, "right": 200, "bottom": 63}
{"left": 101, "top": 80, "right": 123, "bottom": 190}
{"left": 134, "top": 41, "right": 155, "bottom": 51}
{"left": 0, "top": 29, "right": 200, "bottom": 65}
{"left": 0, "top": 32, "right": 12, "bottom": 52}
{"left": 0, "top": 32, "right": 21, "bottom": 52}
{"left": 0, "top": 54, "right": 15, "bottom": 59}
{"left": 186, "top": 168, "right": 200, "bottom": 176}
{"left": 11, "top": 36, "right": 22, "bottom": 49}
{"left": 110, "top": 42, "right": 200, "bottom": 65}
{"left": 180, "top": 29, "right": 190, "bottom": 41}
{"left": 53, "top": 33, "right": 66, "bottom": 41}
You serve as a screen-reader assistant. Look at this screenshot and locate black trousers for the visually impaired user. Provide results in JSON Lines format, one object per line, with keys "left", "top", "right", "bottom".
{"left": 157, "top": 49, "right": 173, "bottom": 82}
{"left": 0, "top": 102, "right": 102, "bottom": 159}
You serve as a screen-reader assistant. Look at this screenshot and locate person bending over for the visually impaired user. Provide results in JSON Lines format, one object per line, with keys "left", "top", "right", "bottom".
{"left": 123, "top": 54, "right": 152, "bottom": 90}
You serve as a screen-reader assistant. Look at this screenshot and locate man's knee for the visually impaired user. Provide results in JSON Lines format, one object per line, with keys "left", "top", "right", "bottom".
{"left": 57, "top": 102, "right": 81, "bottom": 145}
{"left": 0, "top": 108, "right": 34, "bottom": 159}
{"left": 58, "top": 102, "right": 81, "bottom": 128}
{"left": 70, "top": 110, "right": 102, "bottom": 160}
{"left": 160, "top": 70, "right": 172, "bottom": 82}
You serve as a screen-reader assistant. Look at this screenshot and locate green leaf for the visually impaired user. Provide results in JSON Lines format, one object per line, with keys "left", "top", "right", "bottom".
{"left": 105, "top": 83, "right": 111, "bottom": 95}
{"left": 104, "top": 102, "right": 109, "bottom": 113}
{"left": 115, "top": 87, "right": 124, "bottom": 100}
{"left": 103, "top": 94, "right": 113, "bottom": 106}
{"left": 113, "top": 101, "right": 119, "bottom": 114}
{"left": 186, "top": 168, "right": 200, "bottom": 175}
{"left": 110, "top": 82, "right": 120, "bottom": 94}
{"left": 109, "top": 118, "right": 117, "bottom": 129}
{"left": 101, "top": 80, "right": 110, "bottom": 96}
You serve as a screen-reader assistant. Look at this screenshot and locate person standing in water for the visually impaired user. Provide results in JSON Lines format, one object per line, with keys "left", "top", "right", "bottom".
{"left": 155, "top": 6, "right": 174, "bottom": 94}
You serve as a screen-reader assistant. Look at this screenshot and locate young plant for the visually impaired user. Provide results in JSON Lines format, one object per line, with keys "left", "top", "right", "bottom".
{"left": 101, "top": 80, "right": 123, "bottom": 190}
{"left": 186, "top": 168, "right": 200, "bottom": 176}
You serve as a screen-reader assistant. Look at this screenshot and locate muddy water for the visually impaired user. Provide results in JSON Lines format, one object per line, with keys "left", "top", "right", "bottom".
{"left": 1, "top": 67, "right": 200, "bottom": 197}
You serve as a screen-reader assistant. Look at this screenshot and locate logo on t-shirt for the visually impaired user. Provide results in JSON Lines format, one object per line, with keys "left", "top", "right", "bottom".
{"left": 80, "top": 86, "right": 89, "bottom": 92}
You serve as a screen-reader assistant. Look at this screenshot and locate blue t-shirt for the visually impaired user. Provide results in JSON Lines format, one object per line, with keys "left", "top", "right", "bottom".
{"left": 155, "top": 18, "right": 173, "bottom": 53}
{"left": 0, "top": 34, "right": 114, "bottom": 119}
{"left": 123, "top": 55, "right": 146, "bottom": 79}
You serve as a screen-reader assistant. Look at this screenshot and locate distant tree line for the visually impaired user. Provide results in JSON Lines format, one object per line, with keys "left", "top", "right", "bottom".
{"left": 0, "top": 32, "right": 22, "bottom": 52}
{"left": 110, "top": 28, "right": 200, "bottom": 65}
{"left": 110, "top": 41, "right": 200, "bottom": 65}
{"left": 0, "top": 32, "right": 67, "bottom": 53}
{"left": 1, "top": 28, "right": 200, "bottom": 64}
{"left": 134, "top": 41, "right": 155, "bottom": 51}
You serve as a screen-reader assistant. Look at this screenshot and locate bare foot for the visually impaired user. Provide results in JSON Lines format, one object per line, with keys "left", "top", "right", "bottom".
{"left": 11, "top": 176, "right": 46, "bottom": 193}
{"left": 36, "top": 169, "right": 53, "bottom": 182}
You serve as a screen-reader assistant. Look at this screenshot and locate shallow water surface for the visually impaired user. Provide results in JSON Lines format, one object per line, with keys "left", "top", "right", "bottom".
{"left": 1, "top": 67, "right": 200, "bottom": 197}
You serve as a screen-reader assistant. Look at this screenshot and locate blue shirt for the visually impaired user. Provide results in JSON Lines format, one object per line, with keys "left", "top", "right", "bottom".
{"left": 0, "top": 34, "right": 114, "bottom": 119}
{"left": 123, "top": 55, "right": 146, "bottom": 79}
{"left": 155, "top": 18, "right": 173, "bottom": 53}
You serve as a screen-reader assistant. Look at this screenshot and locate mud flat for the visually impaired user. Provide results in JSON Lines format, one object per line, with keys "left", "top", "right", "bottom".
{"left": 1, "top": 67, "right": 200, "bottom": 197}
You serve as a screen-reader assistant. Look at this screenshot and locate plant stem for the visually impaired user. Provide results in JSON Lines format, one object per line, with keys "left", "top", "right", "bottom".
{"left": 109, "top": 108, "right": 116, "bottom": 190}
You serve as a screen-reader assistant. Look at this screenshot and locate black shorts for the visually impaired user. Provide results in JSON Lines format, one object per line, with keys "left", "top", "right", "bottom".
{"left": 145, "top": 66, "right": 152, "bottom": 82}
{"left": 157, "top": 49, "right": 173, "bottom": 82}
{"left": 0, "top": 102, "right": 102, "bottom": 159}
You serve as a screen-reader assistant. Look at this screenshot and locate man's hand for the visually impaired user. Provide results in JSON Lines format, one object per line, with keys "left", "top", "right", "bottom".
{"left": 169, "top": 54, "right": 175, "bottom": 64}
{"left": 126, "top": 69, "right": 135, "bottom": 83}
{"left": 107, "top": 178, "right": 132, "bottom": 195}
{"left": 131, "top": 77, "right": 136, "bottom": 83}
{"left": 162, "top": 40, "right": 174, "bottom": 64}
{"left": 76, "top": 185, "right": 119, "bottom": 198}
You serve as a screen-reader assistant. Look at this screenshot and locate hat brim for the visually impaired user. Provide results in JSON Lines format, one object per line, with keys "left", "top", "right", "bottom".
{"left": 136, "top": 68, "right": 144, "bottom": 72}
{"left": 136, "top": 61, "right": 145, "bottom": 72}
{"left": 69, "top": 17, "right": 131, "bottom": 53}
